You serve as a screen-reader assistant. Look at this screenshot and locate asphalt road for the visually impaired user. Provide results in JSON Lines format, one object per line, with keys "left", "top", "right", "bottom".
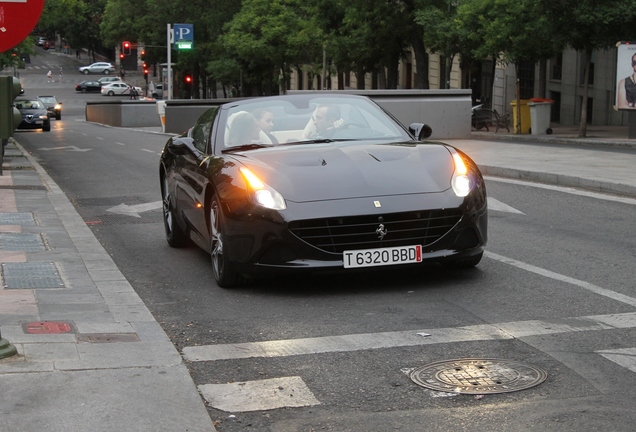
{"left": 9, "top": 48, "right": 636, "bottom": 431}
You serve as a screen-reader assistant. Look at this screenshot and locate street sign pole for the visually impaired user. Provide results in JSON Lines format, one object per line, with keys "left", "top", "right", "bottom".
{"left": 167, "top": 23, "right": 172, "bottom": 101}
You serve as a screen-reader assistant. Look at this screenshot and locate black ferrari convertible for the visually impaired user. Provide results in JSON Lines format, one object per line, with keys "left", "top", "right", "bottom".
{"left": 159, "top": 93, "right": 487, "bottom": 287}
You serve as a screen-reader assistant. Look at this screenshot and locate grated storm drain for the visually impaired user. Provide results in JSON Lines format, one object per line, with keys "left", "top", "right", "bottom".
{"left": 2, "top": 262, "right": 65, "bottom": 289}
{"left": 0, "top": 212, "right": 36, "bottom": 226}
{"left": 0, "top": 233, "right": 46, "bottom": 251}
{"left": 76, "top": 333, "right": 140, "bottom": 343}
{"left": 409, "top": 358, "right": 547, "bottom": 395}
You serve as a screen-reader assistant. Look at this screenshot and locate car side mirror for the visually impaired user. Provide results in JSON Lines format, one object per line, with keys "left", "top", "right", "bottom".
{"left": 409, "top": 123, "right": 433, "bottom": 140}
{"left": 167, "top": 137, "right": 196, "bottom": 155}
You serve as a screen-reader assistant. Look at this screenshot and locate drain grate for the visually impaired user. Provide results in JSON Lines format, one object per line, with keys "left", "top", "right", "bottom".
{"left": 0, "top": 185, "right": 47, "bottom": 191}
{"left": 0, "top": 233, "right": 46, "bottom": 251}
{"left": 76, "top": 333, "right": 140, "bottom": 343}
{"left": 2, "top": 262, "right": 65, "bottom": 289}
{"left": 409, "top": 358, "right": 547, "bottom": 395}
{"left": 0, "top": 212, "right": 36, "bottom": 226}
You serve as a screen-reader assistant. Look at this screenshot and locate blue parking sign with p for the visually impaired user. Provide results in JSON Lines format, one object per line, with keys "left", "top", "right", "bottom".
{"left": 174, "top": 24, "right": 193, "bottom": 50}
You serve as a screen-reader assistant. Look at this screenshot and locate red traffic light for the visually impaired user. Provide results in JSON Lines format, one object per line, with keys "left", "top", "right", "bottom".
{"left": 184, "top": 75, "right": 192, "bottom": 83}
{"left": 120, "top": 53, "right": 124, "bottom": 59}
{"left": 122, "top": 41, "right": 131, "bottom": 55}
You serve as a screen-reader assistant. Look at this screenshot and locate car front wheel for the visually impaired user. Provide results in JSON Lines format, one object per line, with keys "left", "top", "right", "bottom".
{"left": 104, "top": 70, "right": 110, "bottom": 75}
{"left": 210, "top": 197, "right": 243, "bottom": 288}
{"left": 162, "top": 176, "right": 189, "bottom": 247}
{"left": 42, "top": 120, "right": 51, "bottom": 132}
{"left": 82, "top": 70, "right": 89, "bottom": 75}
{"left": 107, "top": 91, "right": 114, "bottom": 96}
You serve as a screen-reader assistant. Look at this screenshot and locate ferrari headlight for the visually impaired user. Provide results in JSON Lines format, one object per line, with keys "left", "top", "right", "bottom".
{"left": 451, "top": 152, "right": 472, "bottom": 197}
{"left": 54, "top": 104, "right": 62, "bottom": 110}
{"left": 240, "top": 167, "right": 286, "bottom": 210}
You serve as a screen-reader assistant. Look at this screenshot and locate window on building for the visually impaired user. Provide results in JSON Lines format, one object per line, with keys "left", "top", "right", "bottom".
{"left": 517, "top": 60, "right": 535, "bottom": 99}
{"left": 579, "top": 52, "right": 595, "bottom": 86}
{"left": 551, "top": 54, "right": 562, "bottom": 81}
{"left": 550, "top": 91, "right": 561, "bottom": 122}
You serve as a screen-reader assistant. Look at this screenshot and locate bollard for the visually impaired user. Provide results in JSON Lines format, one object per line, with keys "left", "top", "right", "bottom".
{"left": 0, "top": 327, "right": 18, "bottom": 359}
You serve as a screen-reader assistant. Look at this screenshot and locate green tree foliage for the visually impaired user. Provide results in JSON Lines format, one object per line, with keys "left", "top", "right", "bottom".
{"left": 456, "top": 0, "right": 563, "bottom": 132}
{"left": 543, "top": 0, "right": 636, "bottom": 136}
{"left": 38, "top": 0, "right": 108, "bottom": 61}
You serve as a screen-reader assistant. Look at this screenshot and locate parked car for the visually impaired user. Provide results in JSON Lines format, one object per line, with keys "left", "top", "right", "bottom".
{"left": 159, "top": 93, "right": 488, "bottom": 287}
{"left": 75, "top": 81, "right": 102, "bottom": 93}
{"left": 98, "top": 76, "right": 123, "bottom": 84}
{"left": 79, "top": 62, "right": 116, "bottom": 75}
{"left": 100, "top": 82, "right": 142, "bottom": 96}
{"left": 148, "top": 83, "right": 164, "bottom": 98}
{"left": 36, "top": 36, "right": 46, "bottom": 46}
{"left": 37, "top": 95, "right": 62, "bottom": 120}
{"left": 14, "top": 98, "right": 51, "bottom": 132}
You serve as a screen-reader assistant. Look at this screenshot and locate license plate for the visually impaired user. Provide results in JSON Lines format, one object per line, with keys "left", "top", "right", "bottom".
{"left": 343, "top": 245, "right": 422, "bottom": 268}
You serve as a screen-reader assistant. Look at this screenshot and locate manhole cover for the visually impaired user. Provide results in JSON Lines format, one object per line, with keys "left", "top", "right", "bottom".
{"left": 409, "top": 358, "right": 547, "bottom": 394}
{"left": 22, "top": 321, "right": 75, "bottom": 334}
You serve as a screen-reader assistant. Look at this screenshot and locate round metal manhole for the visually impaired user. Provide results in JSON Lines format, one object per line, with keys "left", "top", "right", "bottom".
{"left": 409, "top": 358, "right": 547, "bottom": 395}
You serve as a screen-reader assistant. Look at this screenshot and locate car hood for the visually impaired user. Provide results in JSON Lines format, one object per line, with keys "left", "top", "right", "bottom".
{"left": 231, "top": 141, "right": 456, "bottom": 202}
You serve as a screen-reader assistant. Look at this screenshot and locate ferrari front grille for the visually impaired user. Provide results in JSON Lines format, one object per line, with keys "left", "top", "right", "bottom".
{"left": 289, "top": 209, "right": 463, "bottom": 254}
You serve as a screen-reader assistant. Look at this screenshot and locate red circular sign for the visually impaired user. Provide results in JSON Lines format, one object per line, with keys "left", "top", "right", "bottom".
{"left": 0, "top": 0, "right": 46, "bottom": 52}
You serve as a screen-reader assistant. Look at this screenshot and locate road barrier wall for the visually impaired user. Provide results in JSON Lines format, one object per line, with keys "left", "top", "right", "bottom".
{"left": 86, "top": 90, "right": 472, "bottom": 139}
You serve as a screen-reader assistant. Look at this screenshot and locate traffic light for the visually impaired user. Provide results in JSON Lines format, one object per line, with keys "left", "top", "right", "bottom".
{"left": 120, "top": 53, "right": 125, "bottom": 59}
{"left": 0, "top": 76, "right": 23, "bottom": 140}
{"left": 122, "top": 41, "right": 131, "bottom": 55}
{"left": 184, "top": 75, "right": 192, "bottom": 84}
{"left": 144, "top": 69, "right": 148, "bottom": 82}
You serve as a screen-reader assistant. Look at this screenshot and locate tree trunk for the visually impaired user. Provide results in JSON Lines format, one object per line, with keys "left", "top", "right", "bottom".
{"left": 579, "top": 49, "right": 591, "bottom": 138}
{"left": 410, "top": 27, "right": 429, "bottom": 89}
{"left": 515, "top": 63, "right": 522, "bottom": 135}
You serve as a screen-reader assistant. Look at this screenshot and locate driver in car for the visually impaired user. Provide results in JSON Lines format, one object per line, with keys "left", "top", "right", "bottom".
{"left": 303, "top": 104, "right": 344, "bottom": 139}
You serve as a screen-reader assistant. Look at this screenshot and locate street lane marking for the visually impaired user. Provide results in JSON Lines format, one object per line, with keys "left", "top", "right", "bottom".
{"left": 485, "top": 251, "right": 636, "bottom": 307}
{"left": 198, "top": 376, "right": 320, "bottom": 412}
{"left": 182, "top": 312, "right": 636, "bottom": 362}
{"left": 115, "top": 142, "right": 126, "bottom": 146}
{"left": 106, "top": 201, "right": 162, "bottom": 218}
{"left": 141, "top": 149, "right": 155, "bottom": 153}
{"left": 487, "top": 197, "right": 525, "bottom": 214}
{"left": 597, "top": 348, "right": 636, "bottom": 373}
{"left": 485, "top": 176, "right": 636, "bottom": 206}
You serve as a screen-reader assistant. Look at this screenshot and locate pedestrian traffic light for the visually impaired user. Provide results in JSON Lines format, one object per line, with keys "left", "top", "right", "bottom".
{"left": 120, "top": 53, "right": 125, "bottom": 59}
{"left": 122, "top": 41, "right": 131, "bottom": 55}
{"left": 0, "top": 76, "right": 23, "bottom": 140}
{"left": 184, "top": 75, "right": 192, "bottom": 84}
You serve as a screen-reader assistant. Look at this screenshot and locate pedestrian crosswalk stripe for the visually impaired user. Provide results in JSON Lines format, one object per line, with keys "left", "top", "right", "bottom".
{"left": 597, "top": 347, "right": 636, "bottom": 373}
{"left": 182, "top": 311, "right": 636, "bottom": 362}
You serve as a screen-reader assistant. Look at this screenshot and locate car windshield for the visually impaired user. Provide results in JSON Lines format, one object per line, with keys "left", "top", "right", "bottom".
{"left": 39, "top": 97, "right": 56, "bottom": 104}
{"left": 16, "top": 100, "right": 44, "bottom": 109}
{"left": 218, "top": 95, "right": 410, "bottom": 151}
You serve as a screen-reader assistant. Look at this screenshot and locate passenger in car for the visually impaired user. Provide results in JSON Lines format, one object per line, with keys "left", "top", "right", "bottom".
{"left": 302, "top": 104, "right": 344, "bottom": 139}
{"left": 227, "top": 112, "right": 261, "bottom": 147}
{"left": 253, "top": 108, "right": 279, "bottom": 144}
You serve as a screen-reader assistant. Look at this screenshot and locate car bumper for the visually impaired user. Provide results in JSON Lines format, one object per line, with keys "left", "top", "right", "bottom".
{"left": 219, "top": 188, "right": 487, "bottom": 274}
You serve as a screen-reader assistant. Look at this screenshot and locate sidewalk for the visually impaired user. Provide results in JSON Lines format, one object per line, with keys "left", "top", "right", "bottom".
{"left": 0, "top": 140, "right": 216, "bottom": 431}
{"left": 446, "top": 124, "right": 636, "bottom": 199}
{"left": 0, "top": 123, "right": 635, "bottom": 431}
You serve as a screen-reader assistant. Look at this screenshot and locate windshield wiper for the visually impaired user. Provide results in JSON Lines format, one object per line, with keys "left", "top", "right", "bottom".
{"left": 221, "top": 143, "right": 272, "bottom": 153}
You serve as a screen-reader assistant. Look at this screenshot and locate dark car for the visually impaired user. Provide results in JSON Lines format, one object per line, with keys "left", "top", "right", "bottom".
{"left": 37, "top": 95, "right": 62, "bottom": 120}
{"left": 75, "top": 80, "right": 102, "bottom": 93}
{"left": 159, "top": 94, "right": 488, "bottom": 287}
{"left": 14, "top": 99, "right": 50, "bottom": 131}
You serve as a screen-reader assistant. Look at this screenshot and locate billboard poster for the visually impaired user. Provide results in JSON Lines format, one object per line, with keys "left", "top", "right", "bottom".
{"left": 616, "top": 42, "right": 636, "bottom": 109}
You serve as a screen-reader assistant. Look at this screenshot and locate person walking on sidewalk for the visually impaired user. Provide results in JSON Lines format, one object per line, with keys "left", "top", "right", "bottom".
{"left": 47, "top": 70, "right": 52, "bottom": 82}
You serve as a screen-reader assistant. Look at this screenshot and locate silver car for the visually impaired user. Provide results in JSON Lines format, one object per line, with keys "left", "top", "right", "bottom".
{"left": 79, "top": 62, "right": 116, "bottom": 75}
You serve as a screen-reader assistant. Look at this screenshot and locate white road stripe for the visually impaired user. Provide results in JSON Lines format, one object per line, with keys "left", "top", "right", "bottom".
{"left": 485, "top": 251, "right": 636, "bottom": 307}
{"left": 182, "top": 312, "right": 636, "bottom": 362}
{"left": 485, "top": 176, "right": 636, "bottom": 206}
{"left": 597, "top": 348, "right": 636, "bottom": 373}
{"left": 487, "top": 197, "right": 525, "bottom": 214}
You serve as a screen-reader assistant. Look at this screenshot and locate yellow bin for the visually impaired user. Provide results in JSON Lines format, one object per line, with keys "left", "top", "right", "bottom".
{"left": 510, "top": 99, "right": 530, "bottom": 134}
